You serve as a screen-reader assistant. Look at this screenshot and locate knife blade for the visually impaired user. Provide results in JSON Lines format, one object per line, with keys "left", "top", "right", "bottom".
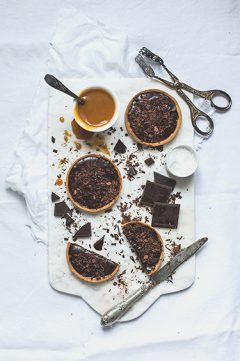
{"left": 101, "top": 237, "right": 208, "bottom": 326}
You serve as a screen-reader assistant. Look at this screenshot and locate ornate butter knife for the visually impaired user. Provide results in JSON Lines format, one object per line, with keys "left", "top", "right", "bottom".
{"left": 101, "top": 237, "right": 208, "bottom": 326}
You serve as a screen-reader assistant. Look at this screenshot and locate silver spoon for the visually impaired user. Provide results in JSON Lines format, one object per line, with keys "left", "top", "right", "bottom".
{"left": 44, "top": 74, "right": 85, "bottom": 105}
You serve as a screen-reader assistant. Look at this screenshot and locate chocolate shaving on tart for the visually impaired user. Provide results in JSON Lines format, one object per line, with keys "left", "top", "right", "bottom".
{"left": 114, "top": 139, "right": 127, "bottom": 154}
{"left": 51, "top": 192, "right": 60, "bottom": 202}
{"left": 67, "top": 243, "right": 119, "bottom": 282}
{"left": 93, "top": 236, "right": 105, "bottom": 251}
{"left": 73, "top": 222, "right": 91, "bottom": 241}
{"left": 67, "top": 155, "right": 121, "bottom": 211}
{"left": 152, "top": 202, "right": 180, "bottom": 228}
{"left": 122, "top": 222, "right": 163, "bottom": 275}
{"left": 145, "top": 157, "right": 155, "bottom": 166}
{"left": 126, "top": 90, "right": 180, "bottom": 144}
{"left": 54, "top": 201, "right": 70, "bottom": 217}
{"left": 140, "top": 180, "right": 171, "bottom": 207}
{"left": 154, "top": 172, "right": 176, "bottom": 192}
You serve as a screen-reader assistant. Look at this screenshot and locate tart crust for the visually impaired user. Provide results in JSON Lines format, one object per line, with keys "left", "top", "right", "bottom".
{"left": 66, "top": 242, "right": 119, "bottom": 283}
{"left": 66, "top": 154, "right": 122, "bottom": 213}
{"left": 125, "top": 89, "right": 182, "bottom": 146}
{"left": 122, "top": 221, "right": 164, "bottom": 275}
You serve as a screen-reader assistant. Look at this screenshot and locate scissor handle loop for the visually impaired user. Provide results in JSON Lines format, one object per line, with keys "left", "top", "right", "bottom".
{"left": 208, "top": 90, "right": 232, "bottom": 112}
{"left": 191, "top": 109, "right": 214, "bottom": 138}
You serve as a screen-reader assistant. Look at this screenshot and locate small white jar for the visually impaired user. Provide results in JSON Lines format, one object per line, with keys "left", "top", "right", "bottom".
{"left": 166, "top": 145, "right": 198, "bottom": 178}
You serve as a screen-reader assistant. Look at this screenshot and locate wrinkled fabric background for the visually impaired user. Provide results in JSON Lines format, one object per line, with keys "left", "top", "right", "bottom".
{"left": 0, "top": 1, "right": 240, "bottom": 360}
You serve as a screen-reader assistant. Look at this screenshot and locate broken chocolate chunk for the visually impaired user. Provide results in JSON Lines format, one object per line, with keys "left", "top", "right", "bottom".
{"left": 114, "top": 139, "right": 127, "bottom": 154}
{"left": 54, "top": 201, "right": 70, "bottom": 217}
{"left": 51, "top": 192, "right": 60, "bottom": 202}
{"left": 73, "top": 222, "right": 92, "bottom": 241}
{"left": 51, "top": 136, "right": 55, "bottom": 143}
{"left": 65, "top": 214, "right": 74, "bottom": 228}
{"left": 140, "top": 181, "right": 171, "bottom": 207}
{"left": 154, "top": 172, "right": 176, "bottom": 192}
{"left": 144, "top": 157, "right": 155, "bottom": 166}
{"left": 93, "top": 236, "right": 105, "bottom": 251}
{"left": 152, "top": 202, "right": 180, "bottom": 228}
{"left": 67, "top": 243, "right": 119, "bottom": 282}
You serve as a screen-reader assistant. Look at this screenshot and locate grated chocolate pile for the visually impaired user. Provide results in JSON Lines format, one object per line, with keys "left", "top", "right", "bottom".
{"left": 122, "top": 222, "right": 162, "bottom": 274}
{"left": 127, "top": 91, "right": 179, "bottom": 143}
{"left": 68, "top": 156, "right": 121, "bottom": 210}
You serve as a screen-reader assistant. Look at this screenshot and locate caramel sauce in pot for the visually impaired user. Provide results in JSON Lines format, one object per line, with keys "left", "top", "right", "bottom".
{"left": 74, "top": 88, "right": 115, "bottom": 128}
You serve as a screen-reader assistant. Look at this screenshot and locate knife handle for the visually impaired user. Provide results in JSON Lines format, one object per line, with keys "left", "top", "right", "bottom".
{"left": 100, "top": 280, "right": 155, "bottom": 326}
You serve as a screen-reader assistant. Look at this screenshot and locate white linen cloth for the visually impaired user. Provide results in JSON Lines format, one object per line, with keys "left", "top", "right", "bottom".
{"left": 1, "top": 1, "right": 240, "bottom": 360}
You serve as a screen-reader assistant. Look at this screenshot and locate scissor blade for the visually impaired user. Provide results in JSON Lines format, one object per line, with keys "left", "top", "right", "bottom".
{"left": 135, "top": 54, "right": 155, "bottom": 78}
{"left": 140, "top": 47, "right": 164, "bottom": 65}
{"left": 152, "top": 237, "right": 208, "bottom": 284}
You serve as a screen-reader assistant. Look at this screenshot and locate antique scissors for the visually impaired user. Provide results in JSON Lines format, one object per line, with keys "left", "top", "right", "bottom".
{"left": 135, "top": 47, "right": 232, "bottom": 137}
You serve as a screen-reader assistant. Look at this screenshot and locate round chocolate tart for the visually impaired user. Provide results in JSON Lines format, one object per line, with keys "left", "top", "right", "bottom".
{"left": 125, "top": 89, "right": 182, "bottom": 146}
{"left": 122, "top": 221, "right": 164, "bottom": 275}
{"left": 66, "top": 243, "right": 119, "bottom": 283}
{"left": 66, "top": 154, "right": 122, "bottom": 212}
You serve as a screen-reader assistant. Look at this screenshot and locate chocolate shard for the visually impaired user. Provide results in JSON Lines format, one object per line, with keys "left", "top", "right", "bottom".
{"left": 140, "top": 180, "right": 171, "bottom": 207}
{"left": 51, "top": 136, "right": 55, "bottom": 143}
{"left": 51, "top": 192, "right": 60, "bottom": 202}
{"left": 54, "top": 201, "right": 70, "bottom": 217}
{"left": 114, "top": 139, "right": 127, "bottom": 154}
{"left": 144, "top": 157, "right": 155, "bottom": 166}
{"left": 152, "top": 202, "right": 180, "bottom": 228}
{"left": 65, "top": 214, "right": 74, "bottom": 228}
{"left": 93, "top": 236, "right": 105, "bottom": 251}
{"left": 154, "top": 172, "right": 176, "bottom": 192}
{"left": 73, "top": 222, "right": 92, "bottom": 241}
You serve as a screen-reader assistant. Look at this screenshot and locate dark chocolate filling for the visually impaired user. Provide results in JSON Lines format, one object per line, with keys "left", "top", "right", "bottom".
{"left": 123, "top": 223, "right": 162, "bottom": 273}
{"left": 68, "top": 156, "right": 121, "bottom": 210}
{"left": 127, "top": 91, "right": 179, "bottom": 143}
{"left": 68, "top": 243, "right": 118, "bottom": 280}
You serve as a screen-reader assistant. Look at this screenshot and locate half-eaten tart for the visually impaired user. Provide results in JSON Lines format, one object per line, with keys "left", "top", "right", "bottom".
{"left": 66, "top": 154, "right": 122, "bottom": 212}
{"left": 66, "top": 242, "right": 119, "bottom": 283}
{"left": 125, "top": 89, "right": 182, "bottom": 146}
{"left": 122, "top": 221, "right": 164, "bottom": 275}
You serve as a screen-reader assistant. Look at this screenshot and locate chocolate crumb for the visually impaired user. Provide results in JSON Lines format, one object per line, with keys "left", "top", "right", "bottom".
{"left": 127, "top": 166, "right": 137, "bottom": 178}
{"left": 144, "top": 157, "right": 155, "bottom": 166}
{"left": 51, "top": 136, "right": 55, "bottom": 143}
{"left": 65, "top": 214, "right": 74, "bottom": 228}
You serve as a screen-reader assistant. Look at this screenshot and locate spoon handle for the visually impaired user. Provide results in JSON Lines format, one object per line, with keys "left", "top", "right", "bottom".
{"left": 44, "top": 74, "right": 84, "bottom": 105}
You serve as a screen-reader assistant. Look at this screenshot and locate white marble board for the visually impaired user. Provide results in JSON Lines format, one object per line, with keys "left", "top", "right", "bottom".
{"left": 48, "top": 78, "right": 195, "bottom": 322}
